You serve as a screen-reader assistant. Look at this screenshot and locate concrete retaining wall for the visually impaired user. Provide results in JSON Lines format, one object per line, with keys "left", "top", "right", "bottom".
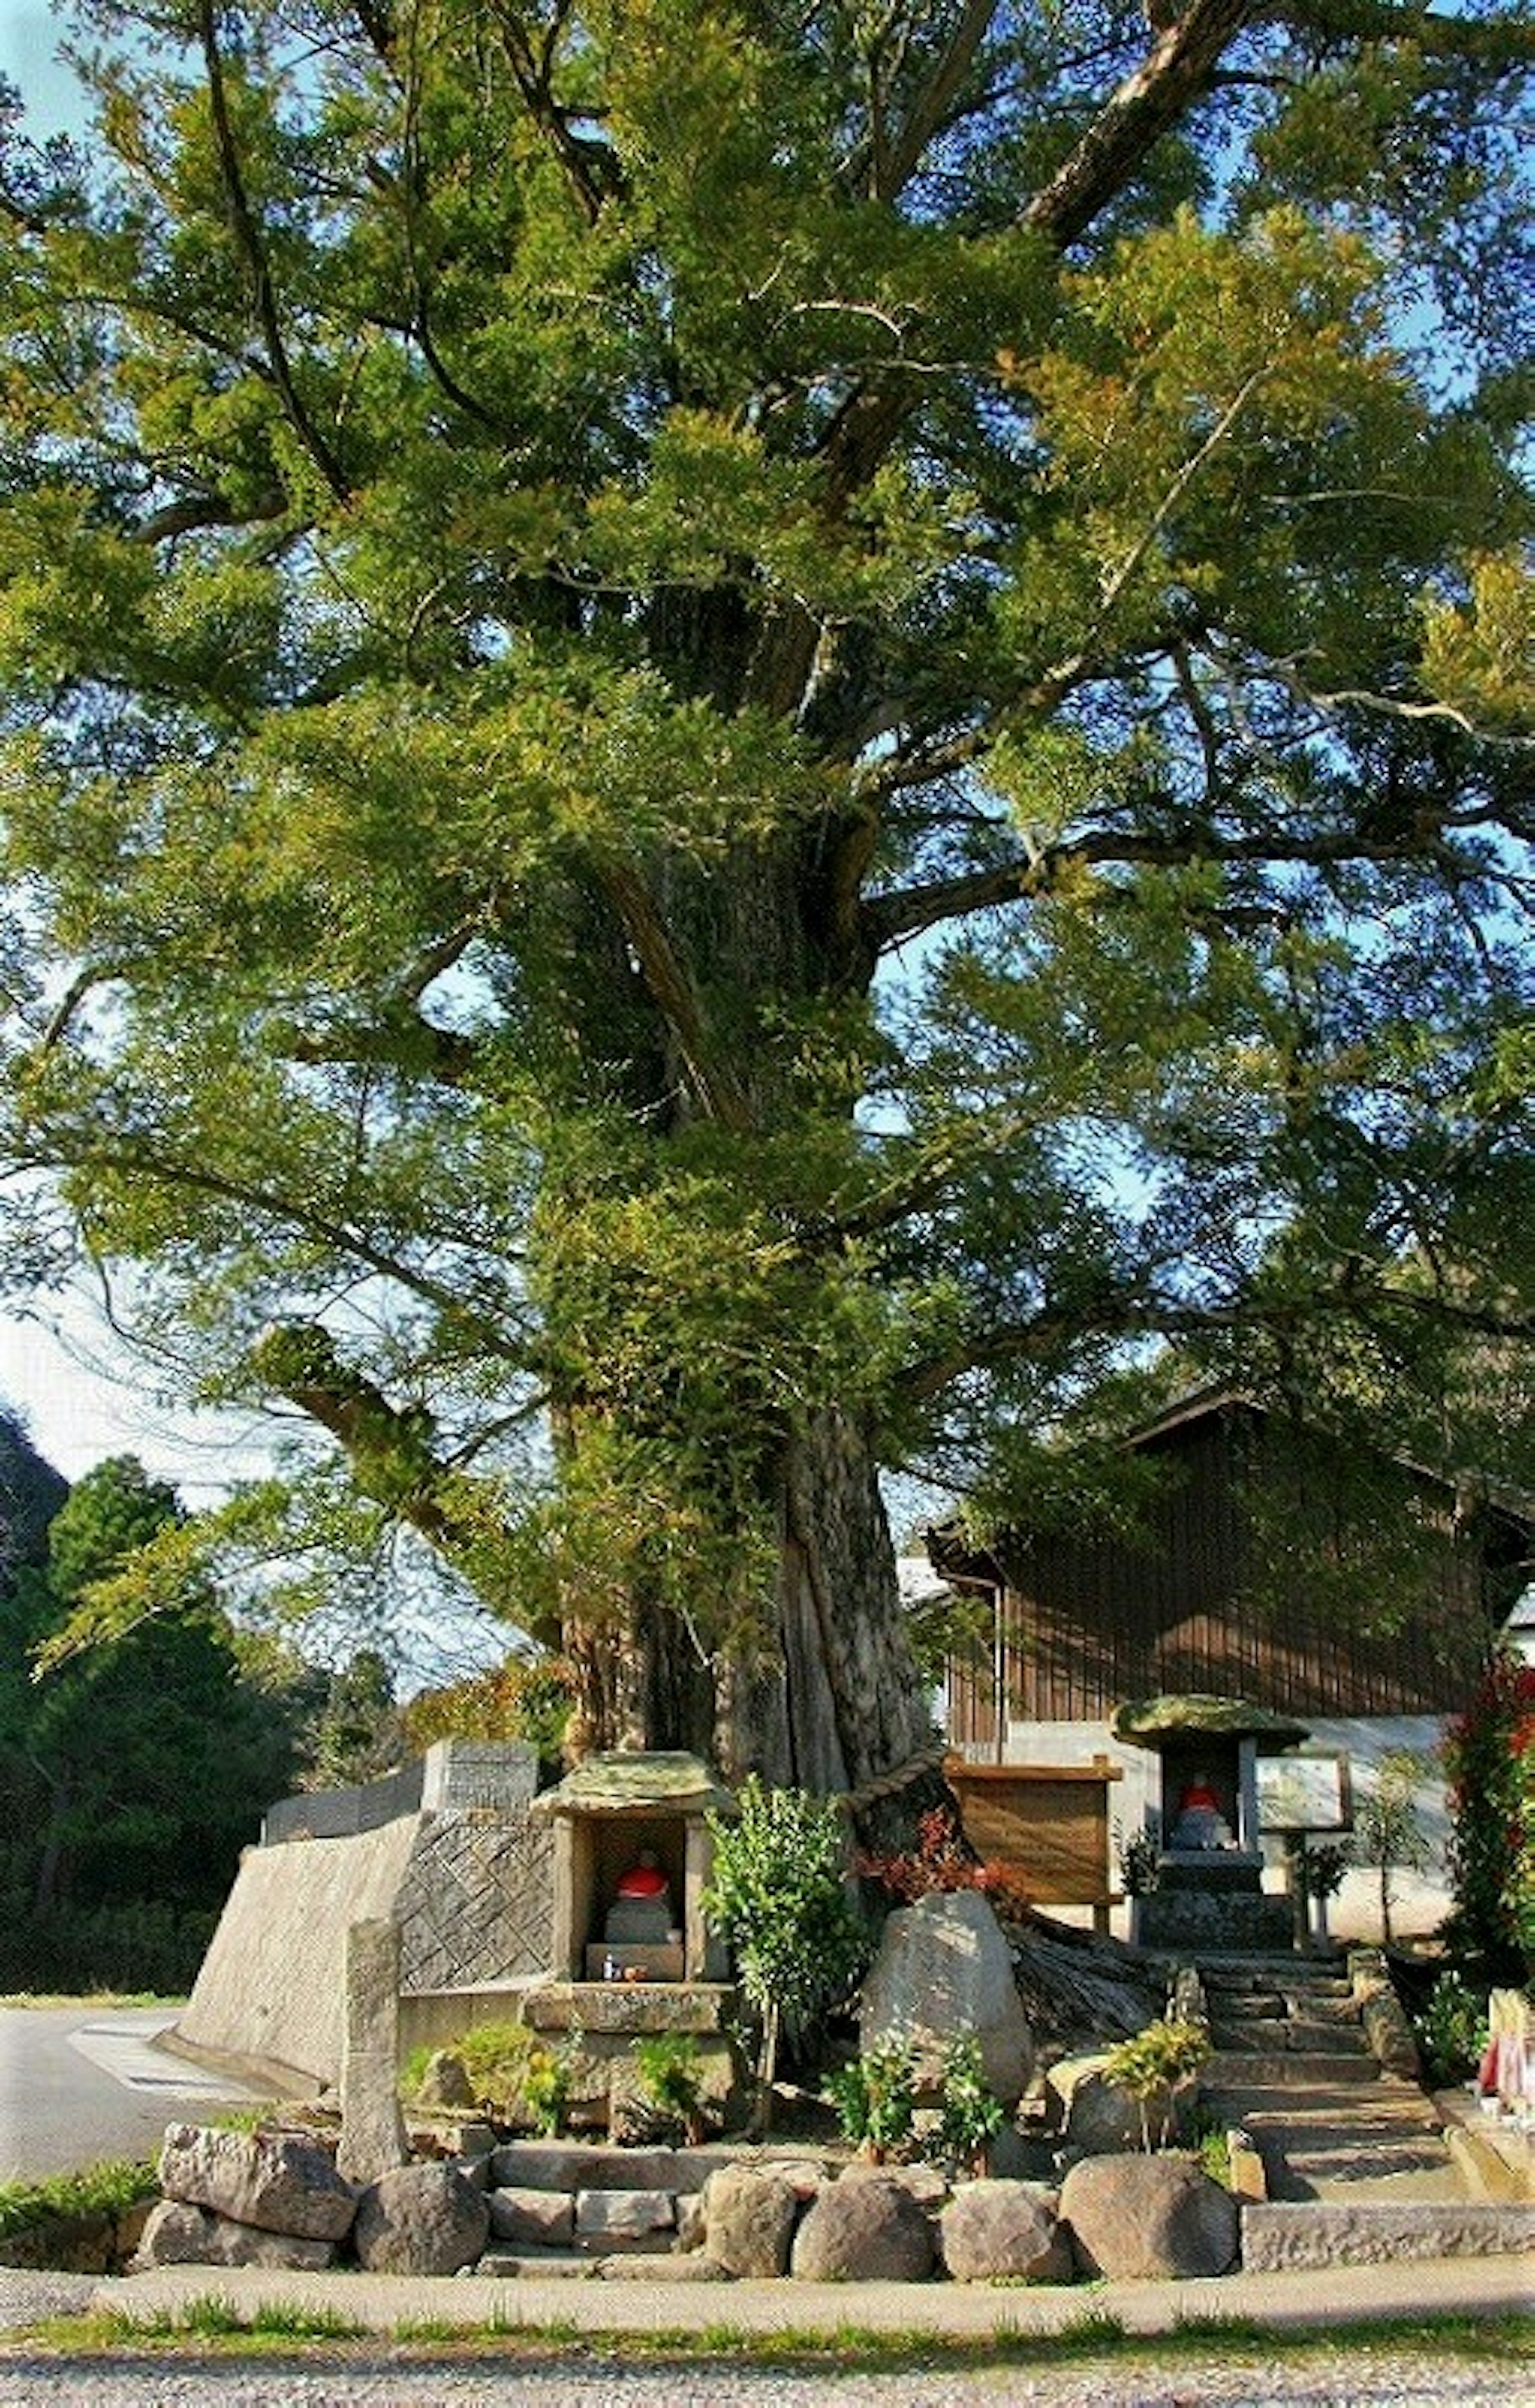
{"left": 173, "top": 1742, "right": 554, "bottom": 2089}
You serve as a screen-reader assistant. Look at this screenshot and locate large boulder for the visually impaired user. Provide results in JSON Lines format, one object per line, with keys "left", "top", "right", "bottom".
{"left": 157, "top": 2125, "right": 357, "bottom": 2242}
{"left": 859, "top": 1891, "right": 1033, "bottom": 2107}
{"left": 939, "top": 2180, "right": 1071, "bottom": 2283}
{"left": 352, "top": 2162, "right": 490, "bottom": 2274}
{"left": 135, "top": 2199, "right": 339, "bottom": 2271}
{"left": 790, "top": 2174, "right": 935, "bottom": 2282}
{"left": 1047, "top": 2055, "right": 1193, "bottom": 2155}
{"left": 1059, "top": 2154, "right": 1240, "bottom": 2280}
{"left": 702, "top": 2165, "right": 803, "bottom": 2278}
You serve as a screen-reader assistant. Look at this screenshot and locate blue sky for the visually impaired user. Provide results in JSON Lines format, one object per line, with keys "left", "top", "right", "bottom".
{"left": 0, "top": 5, "right": 86, "bottom": 137}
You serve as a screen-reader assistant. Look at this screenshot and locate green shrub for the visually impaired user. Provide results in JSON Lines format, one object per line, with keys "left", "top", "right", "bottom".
{"left": 1413, "top": 1968, "right": 1491, "bottom": 2087}
{"left": 0, "top": 2160, "right": 157, "bottom": 2241}
{"left": 1102, "top": 2017, "right": 1212, "bottom": 2151}
{"left": 630, "top": 2032, "right": 708, "bottom": 2143}
{"left": 1442, "top": 1649, "right": 1535, "bottom": 1978}
{"left": 521, "top": 2037, "right": 578, "bottom": 2137}
{"left": 704, "top": 1778, "right": 869, "bottom": 2131}
{"left": 403, "top": 2017, "right": 579, "bottom": 2133}
{"left": 936, "top": 2034, "right": 1005, "bottom": 2173}
{"left": 824, "top": 2035, "right": 917, "bottom": 2161}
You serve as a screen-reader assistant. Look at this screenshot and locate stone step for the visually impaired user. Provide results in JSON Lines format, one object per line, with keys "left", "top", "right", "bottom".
{"left": 1209, "top": 2022, "right": 1371, "bottom": 2059}
{"left": 1206, "top": 2049, "right": 1384, "bottom": 2088}
{"left": 1199, "top": 1956, "right": 1351, "bottom": 1987}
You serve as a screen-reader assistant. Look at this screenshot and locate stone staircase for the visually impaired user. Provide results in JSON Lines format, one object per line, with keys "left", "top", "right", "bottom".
{"left": 1195, "top": 1957, "right": 1470, "bottom": 2203}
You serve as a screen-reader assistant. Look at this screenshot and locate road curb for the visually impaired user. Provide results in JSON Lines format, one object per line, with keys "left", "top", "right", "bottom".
{"left": 0, "top": 2248, "right": 1518, "bottom": 2341}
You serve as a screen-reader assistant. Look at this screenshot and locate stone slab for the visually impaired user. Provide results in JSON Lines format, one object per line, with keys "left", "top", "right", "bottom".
{"left": 1206, "top": 2051, "right": 1382, "bottom": 2087}
{"left": 1241, "top": 2201, "right": 1535, "bottom": 2270}
{"left": 487, "top": 2187, "right": 576, "bottom": 2247}
{"left": 574, "top": 2189, "right": 676, "bottom": 2242}
{"left": 521, "top": 1983, "right": 734, "bottom": 2037}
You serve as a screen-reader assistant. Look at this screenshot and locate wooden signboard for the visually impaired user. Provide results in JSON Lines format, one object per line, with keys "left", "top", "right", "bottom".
{"left": 945, "top": 1756, "right": 1122, "bottom": 1932}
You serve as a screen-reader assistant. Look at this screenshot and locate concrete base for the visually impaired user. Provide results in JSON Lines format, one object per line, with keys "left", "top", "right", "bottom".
{"left": 1134, "top": 1889, "right": 1293, "bottom": 1953}
{"left": 175, "top": 1743, "right": 552, "bottom": 2089}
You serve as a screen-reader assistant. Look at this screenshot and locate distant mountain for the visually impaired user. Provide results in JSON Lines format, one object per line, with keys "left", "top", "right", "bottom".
{"left": 0, "top": 1410, "right": 68, "bottom": 1580}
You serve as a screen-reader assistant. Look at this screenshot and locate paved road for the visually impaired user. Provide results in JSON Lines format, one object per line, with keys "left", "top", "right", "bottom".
{"left": 0, "top": 2008, "right": 269, "bottom": 2182}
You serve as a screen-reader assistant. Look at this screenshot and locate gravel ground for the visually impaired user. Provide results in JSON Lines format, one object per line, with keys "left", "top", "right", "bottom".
{"left": 0, "top": 2344, "right": 1529, "bottom": 2406}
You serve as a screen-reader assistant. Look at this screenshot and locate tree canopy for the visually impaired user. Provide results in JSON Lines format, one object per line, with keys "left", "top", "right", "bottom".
{"left": 0, "top": 1451, "right": 306, "bottom": 1982}
{"left": 0, "top": 2, "right": 1529, "bottom": 1814}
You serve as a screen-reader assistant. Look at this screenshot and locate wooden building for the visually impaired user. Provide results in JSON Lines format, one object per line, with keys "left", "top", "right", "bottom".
{"left": 935, "top": 1388, "right": 1530, "bottom": 1751}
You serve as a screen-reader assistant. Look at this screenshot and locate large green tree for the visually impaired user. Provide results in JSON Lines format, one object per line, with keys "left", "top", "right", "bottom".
{"left": 0, "top": 4, "right": 1529, "bottom": 1821}
{"left": 0, "top": 1454, "right": 303, "bottom": 1926}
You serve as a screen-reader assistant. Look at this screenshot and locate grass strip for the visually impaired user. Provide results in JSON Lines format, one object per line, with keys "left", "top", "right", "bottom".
{"left": 20, "top": 2305, "right": 1531, "bottom": 2370}
{"left": 0, "top": 2161, "right": 157, "bottom": 2241}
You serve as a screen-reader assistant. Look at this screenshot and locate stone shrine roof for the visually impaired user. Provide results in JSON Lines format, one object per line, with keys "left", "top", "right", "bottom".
{"left": 1111, "top": 1693, "right": 1310, "bottom": 1752}
{"left": 530, "top": 1750, "right": 736, "bottom": 1819}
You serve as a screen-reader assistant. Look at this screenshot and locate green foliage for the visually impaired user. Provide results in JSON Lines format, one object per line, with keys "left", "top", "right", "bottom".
{"left": 294, "top": 1649, "right": 404, "bottom": 1792}
{"left": 1114, "top": 1823, "right": 1160, "bottom": 1900}
{"left": 704, "top": 1779, "right": 869, "bottom": 2117}
{"left": 1352, "top": 1750, "right": 1433, "bottom": 1950}
{"left": 1186, "top": 2109, "right": 1233, "bottom": 2192}
{"left": 520, "top": 2040, "right": 579, "bottom": 2140}
{"left": 0, "top": 1455, "right": 307, "bottom": 1981}
{"left": 405, "top": 2018, "right": 572, "bottom": 2131}
{"left": 936, "top": 2034, "right": 1005, "bottom": 2173}
{"left": 0, "top": 1, "right": 1529, "bottom": 1788}
{"left": 1441, "top": 1649, "right": 1535, "bottom": 1978}
{"left": 824, "top": 2035, "right": 917, "bottom": 2161}
{"left": 629, "top": 2033, "right": 708, "bottom": 2143}
{"left": 402, "top": 1654, "right": 577, "bottom": 1779}
{"left": 1102, "top": 2017, "right": 1213, "bottom": 2153}
{"left": 1412, "top": 1969, "right": 1492, "bottom": 2089}
{"left": 0, "top": 2159, "right": 157, "bottom": 2241}
{"left": 0, "top": 1897, "right": 217, "bottom": 1997}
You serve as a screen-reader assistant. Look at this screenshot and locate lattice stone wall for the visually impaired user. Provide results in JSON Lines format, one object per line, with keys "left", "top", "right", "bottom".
{"left": 397, "top": 1806, "right": 554, "bottom": 1992}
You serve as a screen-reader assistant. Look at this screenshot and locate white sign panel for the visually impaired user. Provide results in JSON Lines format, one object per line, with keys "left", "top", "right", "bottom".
{"left": 1257, "top": 1752, "right": 1352, "bottom": 1833}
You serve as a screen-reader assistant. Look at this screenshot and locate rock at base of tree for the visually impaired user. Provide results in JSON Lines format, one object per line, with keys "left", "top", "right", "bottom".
{"left": 135, "top": 2199, "right": 338, "bottom": 2271}
{"left": 1059, "top": 2153, "right": 1240, "bottom": 2280}
{"left": 352, "top": 2162, "right": 490, "bottom": 2274}
{"left": 157, "top": 2124, "right": 357, "bottom": 2241}
{"left": 789, "top": 2173, "right": 935, "bottom": 2282}
{"left": 701, "top": 2165, "right": 803, "bottom": 2278}
{"left": 415, "top": 2049, "right": 478, "bottom": 2111}
{"left": 938, "top": 2179, "right": 1071, "bottom": 2282}
{"left": 859, "top": 1890, "right": 1034, "bottom": 2108}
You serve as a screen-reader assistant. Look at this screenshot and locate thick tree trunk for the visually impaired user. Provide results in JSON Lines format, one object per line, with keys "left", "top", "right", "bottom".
{"left": 552, "top": 821, "right": 942, "bottom": 1829}
{"left": 562, "top": 1401, "right": 941, "bottom": 1838}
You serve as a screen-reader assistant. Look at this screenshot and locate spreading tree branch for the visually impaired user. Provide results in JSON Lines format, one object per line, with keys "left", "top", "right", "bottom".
{"left": 198, "top": 0, "right": 351, "bottom": 501}
{"left": 1024, "top": 0, "right": 1260, "bottom": 248}
{"left": 251, "top": 1320, "right": 562, "bottom": 1647}
{"left": 598, "top": 860, "right": 756, "bottom": 1130}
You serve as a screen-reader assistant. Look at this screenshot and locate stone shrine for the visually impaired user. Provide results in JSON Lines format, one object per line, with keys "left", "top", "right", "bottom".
{"left": 1112, "top": 1694, "right": 1308, "bottom": 1952}
{"left": 523, "top": 1750, "right": 740, "bottom": 2130}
